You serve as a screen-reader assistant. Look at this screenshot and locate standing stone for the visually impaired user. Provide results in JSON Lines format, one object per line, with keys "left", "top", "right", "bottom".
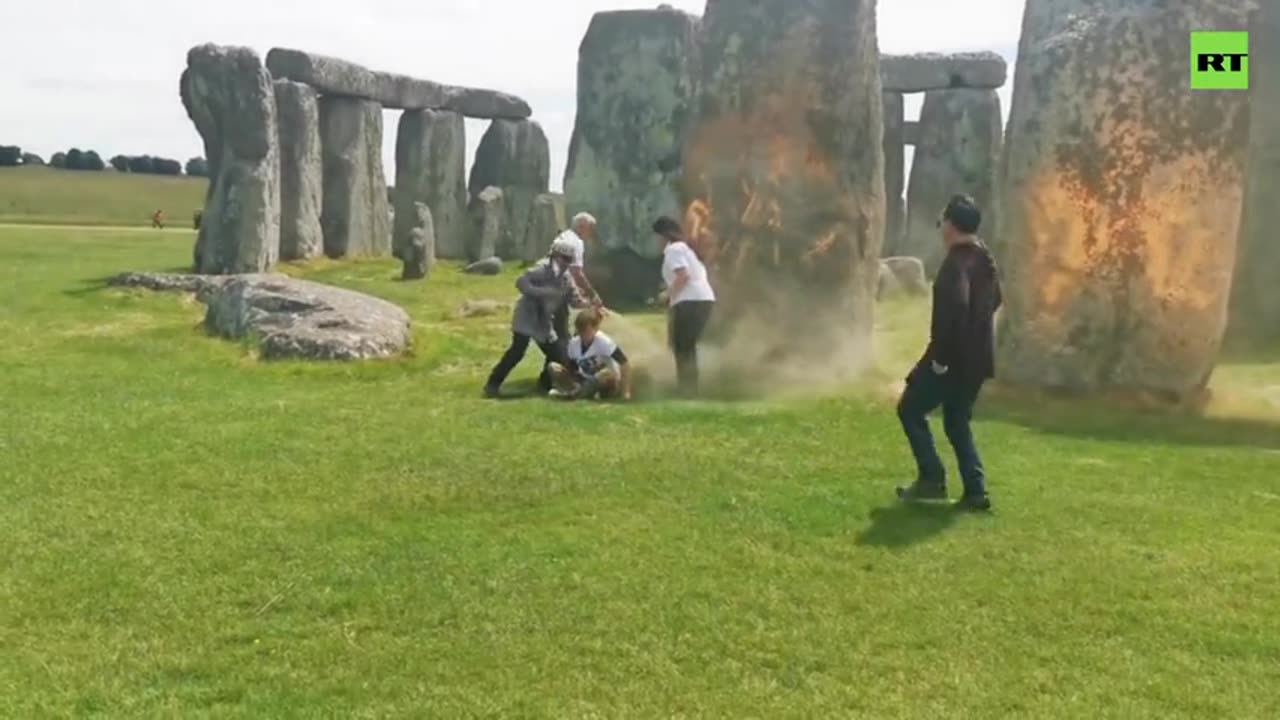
{"left": 1231, "top": 0, "right": 1280, "bottom": 341}
{"left": 274, "top": 80, "right": 323, "bottom": 262}
{"left": 681, "top": 0, "right": 883, "bottom": 363}
{"left": 319, "top": 97, "right": 391, "bottom": 258}
{"left": 402, "top": 202, "right": 435, "bottom": 281}
{"left": 468, "top": 120, "right": 550, "bottom": 260}
{"left": 394, "top": 110, "right": 468, "bottom": 260}
{"left": 468, "top": 186, "right": 506, "bottom": 262}
{"left": 882, "top": 91, "right": 906, "bottom": 256}
{"left": 181, "top": 45, "right": 280, "bottom": 274}
{"left": 999, "top": 0, "right": 1254, "bottom": 399}
{"left": 523, "top": 193, "right": 565, "bottom": 265}
{"left": 564, "top": 8, "right": 700, "bottom": 268}
{"left": 904, "top": 89, "right": 1002, "bottom": 273}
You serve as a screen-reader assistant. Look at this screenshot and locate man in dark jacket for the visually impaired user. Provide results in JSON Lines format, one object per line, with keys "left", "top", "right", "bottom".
{"left": 896, "top": 195, "right": 1003, "bottom": 512}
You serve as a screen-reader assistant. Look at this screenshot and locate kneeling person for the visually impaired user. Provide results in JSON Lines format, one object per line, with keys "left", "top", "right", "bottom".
{"left": 549, "top": 309, "right": 632, "bottom": 401}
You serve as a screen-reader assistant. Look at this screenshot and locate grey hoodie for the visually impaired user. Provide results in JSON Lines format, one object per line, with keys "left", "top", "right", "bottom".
{"left": 511, "top": 260, "right": 572, "bottom": 343}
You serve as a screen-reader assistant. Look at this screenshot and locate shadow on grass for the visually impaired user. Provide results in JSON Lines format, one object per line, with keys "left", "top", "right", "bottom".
{"left": 855, "top": 502, "right": 961, "bottom": 549}
{"left": 980, "top": 385, "right": 1280, "bottom": 452}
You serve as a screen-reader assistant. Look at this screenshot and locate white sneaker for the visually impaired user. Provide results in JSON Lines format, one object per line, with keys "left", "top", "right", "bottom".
{"left": 548, "top": 389, "right": 569, "bottom": 399}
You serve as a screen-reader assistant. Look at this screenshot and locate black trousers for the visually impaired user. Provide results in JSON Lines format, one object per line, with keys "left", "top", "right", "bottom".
{"left": 670, "top": 301, "right": 714, "bottom": 396}
{"left": 487, "top": 333, "right": 565, "bottom": 391}
{"left": 544, "top": 301, "right": 571, "bottom": 389}
{"left": 897, "top": 369, "right": 987, "bottom": 498}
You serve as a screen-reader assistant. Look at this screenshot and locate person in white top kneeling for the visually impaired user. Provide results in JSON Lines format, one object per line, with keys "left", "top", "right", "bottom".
{"left": 654, "top": 216, "right": 716, "bottom": 398}
{"left": 547, "top": 308, "right": 632, "bottom": 401}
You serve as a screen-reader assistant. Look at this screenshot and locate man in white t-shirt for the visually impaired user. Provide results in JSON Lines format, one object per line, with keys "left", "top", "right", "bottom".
{"left": 548, "top": 308, "right": 632, "bottom": 401}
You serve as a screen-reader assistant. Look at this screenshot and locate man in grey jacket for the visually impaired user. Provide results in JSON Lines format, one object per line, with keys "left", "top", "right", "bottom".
{"left": 484, "top": 238, "right": 577, "bottom": 399}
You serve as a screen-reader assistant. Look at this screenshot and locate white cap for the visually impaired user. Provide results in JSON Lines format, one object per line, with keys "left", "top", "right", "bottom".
{"left": 550, "top": 236, "right": 578, "bottom": 259}
{"left": 571, "top": 212, "right": 597, "bottom": 227}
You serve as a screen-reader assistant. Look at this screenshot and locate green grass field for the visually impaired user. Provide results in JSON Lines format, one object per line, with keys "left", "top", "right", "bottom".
{"left": 3, "top": 225, "right": 1279, "bottom": 717}
{"left": 0, "top": 166, "right": 205, "bottom": 227}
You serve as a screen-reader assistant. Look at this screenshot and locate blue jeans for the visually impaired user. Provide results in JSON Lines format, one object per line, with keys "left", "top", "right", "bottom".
{"left": 898, "top": 369, "right": 987, "bottom": 497}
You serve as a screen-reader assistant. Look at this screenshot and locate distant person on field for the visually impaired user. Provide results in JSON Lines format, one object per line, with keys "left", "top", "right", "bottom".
{"left": 653, "top": 216, "right": 716, "bottom": 398}
{"left": 484, "top": 237, "right": 576, "bottom": 399}
{"left": 193, "top": 210, "right": 202, "bottom": 231}
{"left": 152, "top": 209, "right": 166, "bottom": 230}
{"left": 547, "top": 308, "right": 633, "bottom": 401}
{"left": 896, "top": 194, "right": 1002, "bottom": 513}
{"left": 546, "top": 212, "right": 607, "bottom": 388}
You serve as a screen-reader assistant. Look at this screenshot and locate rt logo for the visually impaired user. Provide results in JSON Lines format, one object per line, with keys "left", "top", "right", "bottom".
{"left": 1192, "top": 31, "right": 1249, "bottom": 90}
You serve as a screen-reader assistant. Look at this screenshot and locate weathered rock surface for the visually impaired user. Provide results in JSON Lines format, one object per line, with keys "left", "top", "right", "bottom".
{"left": 682, "top": 0, "right": 883, "bottom": 361}
{"left": 109, "top": 271, "right": 230, "bottom": 297}
{"left": 111, "top": 272, "right": 411, "bottom": 360}
{"left": 998, "top": 0, "right": 1254, "bottom": 399}
{"left": 877, "top": 262, "right": 902, "bottom": 301}
{"left": 468, "top": 120, "right": 550, "bottom": 259}
{"left": 394, "top": 110, "right": 468, "bottom": 260}
{"left": 883, "top": 92, "right": 906, "bottom": 255}
{"left": 468, "top": 186, "right": 506, "bottom": 262}
{"left": 1231, "top": 0, "right": 1280, "bottom": 341}
{"left": 206, "top": 276, "right": 411, "bottom": 360}
{"left": 274, "top": 79, "right": 323, "bottom": 261}
{"left": 523, "top": 193, "right": 565, "bottom": 265}
{"left": 903, "top": 121, "right": 921, "bottom": 147}
{"left": 181, "top": 45, "right": 280, "bottom": 274}
{"left": 320, "top": 96, "right": 391, "bottom": 258}
{"left": 585, "top": 248, "right": 664, "bottom": 308}
{"left": 266, "top": 48, "right": 531, "bottom": 119}
{"left": 903, "top": 89, "right": 1003, "bottom": 273}
{"left": 881, "top": 52, "right": 1008, "bottom": 92}
{"left": 564, "top": 8, "right": 700, "bottom": 263}
{"left": 883, "top": 256, "right": 929, "bottom": 296}
{"left": 402, "top": 202, "right": 435, "bottom": 281}
{"left": 464, "top": 257, "right": 504, "bottom": 276}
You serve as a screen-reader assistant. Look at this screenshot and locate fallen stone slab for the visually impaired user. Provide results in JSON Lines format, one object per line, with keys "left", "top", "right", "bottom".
{"left": 206, "top": 276, "right": 410, "bottom": 360}
{"left": 111, "top": 272, "right": 411, "bottom": 361}
{"left": 464, "top": 257, "right": 504, "bottom": 276}
{"left": 882, "top": 257, "right": 929, "bottom": 296}
{"left": 266, "top": 48, "right": 531, "bottom": 119}
{"left": 881, "top": 52, "right": 1008, "bottom": 92}
{"left": 110, "top": 271, "right": 230, "bottom": 295}
{"left": 454, "top": 299, "right": 509, "bottom": 319}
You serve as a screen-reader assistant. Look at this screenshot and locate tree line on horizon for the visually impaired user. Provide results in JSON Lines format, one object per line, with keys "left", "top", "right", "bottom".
{"left": 0, "top": 144, "right": 207, "bottom": 177}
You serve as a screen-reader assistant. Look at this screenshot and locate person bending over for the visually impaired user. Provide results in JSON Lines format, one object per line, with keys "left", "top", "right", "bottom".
{"left": 484, "top": 238, "right": 576, "bottom": 399}
{"left": 547, "top": 308, "right": 633, "bottom": 401}
{"left": 895, "top": 194, "right": 1003, "bottom": 513}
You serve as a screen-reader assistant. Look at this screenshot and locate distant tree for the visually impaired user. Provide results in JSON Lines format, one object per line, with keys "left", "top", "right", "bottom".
{"left": 83, "top": 150, "right": 105, "bottom": 171}
{"left": 0, "top": 145, "right": 20, "bottom": 167}
{"left": 65, "top": 148, "right": 85, "bottom": 170}
{"left": 110, "top": 154, "right": 130, "bottom": 172}
{"left": 50, "top": 152, "right": 67, "bottom": 169}
{"left": 185, "top": 157, "right": 208, "bottom": 177}
{"left": 127, "top": 155, "right": 155, "bottom": 174}
{"left": 154, "top": 158, "right": 182, "bottom": 176}
{"left": 21, "top": 152, "right": 44, "bottom": 166}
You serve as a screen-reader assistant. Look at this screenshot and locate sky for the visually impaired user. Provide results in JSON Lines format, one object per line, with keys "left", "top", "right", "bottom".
{"left": 0, "top": 0, "right": 1026, "bottom": 192}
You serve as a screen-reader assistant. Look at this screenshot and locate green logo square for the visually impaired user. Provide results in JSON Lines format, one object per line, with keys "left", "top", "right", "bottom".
{"left": 1191, "top": 31, "right": 1249, "bottom": 90}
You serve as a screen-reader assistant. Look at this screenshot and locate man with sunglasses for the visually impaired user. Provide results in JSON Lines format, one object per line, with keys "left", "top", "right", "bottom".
{"left": 895, "top": 194, "right": 1003, "bottom": 513}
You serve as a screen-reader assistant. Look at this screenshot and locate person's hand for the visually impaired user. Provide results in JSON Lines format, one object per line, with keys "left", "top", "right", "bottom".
{"left": 931, "top": 360, "right": 949, "bottom": 375}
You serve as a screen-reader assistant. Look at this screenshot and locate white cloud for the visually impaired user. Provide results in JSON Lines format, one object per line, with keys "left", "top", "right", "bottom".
{"left": 0, "top": 0, "right": 1024, "bottom": 192}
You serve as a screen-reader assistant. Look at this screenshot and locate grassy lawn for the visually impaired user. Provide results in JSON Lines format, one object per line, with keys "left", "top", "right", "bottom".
{"left": 2, "top": 225, "right": 1279, "bottom": 718}
{"left": 0, "top": 166, "right": 205, "bottom": 228}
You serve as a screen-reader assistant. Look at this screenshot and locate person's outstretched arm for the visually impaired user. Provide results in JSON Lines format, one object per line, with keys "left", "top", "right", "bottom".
{"left": 516, "top": 269, "right": 568, "bottom": 301}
